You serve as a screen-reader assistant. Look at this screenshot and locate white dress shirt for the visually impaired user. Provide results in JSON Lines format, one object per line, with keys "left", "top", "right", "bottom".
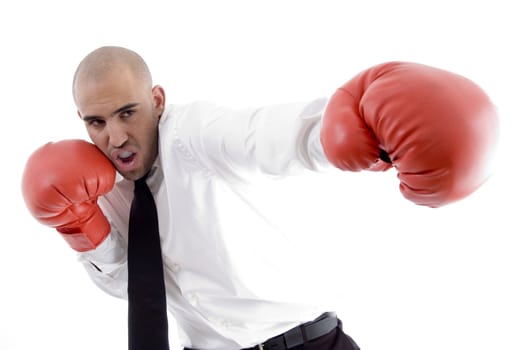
{"left": 78, "top": 98, "right": 331, "bottom": 349}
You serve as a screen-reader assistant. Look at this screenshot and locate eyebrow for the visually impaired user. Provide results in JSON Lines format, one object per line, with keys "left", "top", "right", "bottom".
{"left": 82, "top": 102, "right": 140, "bottom": 121}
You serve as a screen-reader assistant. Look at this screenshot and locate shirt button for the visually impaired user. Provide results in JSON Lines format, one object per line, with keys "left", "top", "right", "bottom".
{"left": 188, "top": 292, "right": 198, "bottom": 306}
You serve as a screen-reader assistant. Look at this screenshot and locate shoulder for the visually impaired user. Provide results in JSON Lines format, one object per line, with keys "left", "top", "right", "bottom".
{"left": 160, "top": 101, "right": 221, "bottom": 124}
{"left": 158, "top": 100, "right": 233, "bottom": 143}
{"left": 157, "top": 102, "right": 218, "bottom": 173}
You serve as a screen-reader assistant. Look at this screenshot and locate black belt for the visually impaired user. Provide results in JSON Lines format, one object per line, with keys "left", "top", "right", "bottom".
{"left": 245, "top": 312, "right": 339, "bottom": 350}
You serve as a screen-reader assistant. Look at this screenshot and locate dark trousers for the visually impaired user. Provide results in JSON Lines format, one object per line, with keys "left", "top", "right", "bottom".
{"left": 183, "top": 319, "right": 360, "bottom": 350}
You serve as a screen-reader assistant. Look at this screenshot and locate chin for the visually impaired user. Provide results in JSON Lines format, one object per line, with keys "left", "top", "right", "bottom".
{"left": 118, "top": 169, "right": 144, "bottom": 182}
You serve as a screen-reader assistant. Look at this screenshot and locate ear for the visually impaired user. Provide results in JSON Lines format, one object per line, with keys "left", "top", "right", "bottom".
{"left": 152, "top": 85, "right": 166, "bottom": 118}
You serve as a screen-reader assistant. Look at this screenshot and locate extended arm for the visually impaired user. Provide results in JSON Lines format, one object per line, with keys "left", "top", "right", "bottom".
{"left": 172, "top": 98, "right": 330, "bottom": 182}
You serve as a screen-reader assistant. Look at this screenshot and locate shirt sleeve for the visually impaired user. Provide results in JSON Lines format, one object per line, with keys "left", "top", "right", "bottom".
{"left": 176, "top": 98, "right": 331, "bottom": 181}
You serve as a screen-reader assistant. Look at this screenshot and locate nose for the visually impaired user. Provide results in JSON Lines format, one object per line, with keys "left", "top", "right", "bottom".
{"left": 106, "top": 121, "right": 128, "bottom": 148}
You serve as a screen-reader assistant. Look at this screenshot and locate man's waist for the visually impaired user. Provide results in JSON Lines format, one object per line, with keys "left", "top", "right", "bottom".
{"left": 243, "top": 312, "right": 339, "bottom": 350}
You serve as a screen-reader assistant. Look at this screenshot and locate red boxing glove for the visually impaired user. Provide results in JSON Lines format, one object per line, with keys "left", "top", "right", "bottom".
{"left": 321, "top": 62, "right": 499, "bottom": 207}
{"left": 22, "top": 140, "right": 116, "bottom": 251}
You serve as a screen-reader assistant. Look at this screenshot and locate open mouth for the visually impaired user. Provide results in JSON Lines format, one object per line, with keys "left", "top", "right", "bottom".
{"left": 118, "top": 151, "right": 135, "bottom": 163}
{"left": 114, "top": 151, "right": 138, "bottom": 170}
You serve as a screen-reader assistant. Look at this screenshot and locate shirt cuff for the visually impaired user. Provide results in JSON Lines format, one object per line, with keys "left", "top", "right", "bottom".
{"left": 77, "top": 231, "right": 126, "bottom": 275}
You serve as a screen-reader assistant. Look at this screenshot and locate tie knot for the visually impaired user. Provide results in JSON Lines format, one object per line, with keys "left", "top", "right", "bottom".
{"left": 133, "top": 174, "right": 152, "bottom": 199}
{"left": 134, "top": 174, "right": 149, "bottom": 187}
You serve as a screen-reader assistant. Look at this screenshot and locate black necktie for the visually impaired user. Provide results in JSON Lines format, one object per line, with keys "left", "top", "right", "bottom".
{"left": 127, "top": 176, "right": 170, "bottom": 350}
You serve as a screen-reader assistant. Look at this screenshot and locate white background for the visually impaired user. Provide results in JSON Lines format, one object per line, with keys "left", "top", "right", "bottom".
{"left": 1, "top": 1, "right": 525, "bottom": 349}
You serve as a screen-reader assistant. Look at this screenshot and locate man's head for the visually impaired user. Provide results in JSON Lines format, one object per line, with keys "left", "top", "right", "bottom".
{"left": 73, "top": 46, "right": 165, "bottom": 181}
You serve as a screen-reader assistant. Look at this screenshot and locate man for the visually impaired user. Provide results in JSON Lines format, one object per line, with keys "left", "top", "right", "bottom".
{"left": 22, "top": 46, "right": 498, "bottom": 349}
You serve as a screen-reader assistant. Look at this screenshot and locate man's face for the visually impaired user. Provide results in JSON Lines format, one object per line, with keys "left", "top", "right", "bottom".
{"left": 74, "top": 68, "right": 165, "bottom": 181}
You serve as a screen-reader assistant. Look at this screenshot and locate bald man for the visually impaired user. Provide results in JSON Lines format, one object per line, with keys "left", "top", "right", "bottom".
{"left": 22, "top": 46, "right": 498, "bottom": 350}
{"left": 70, "top": 46, "right": 355, "bottom": 350}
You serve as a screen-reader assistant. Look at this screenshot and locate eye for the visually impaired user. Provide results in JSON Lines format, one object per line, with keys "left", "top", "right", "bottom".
{"left": 121, "top": 109, "right": 136, "bottom": 119}
{"left": 85, "top": 118, "right": 105, "bottom": 128}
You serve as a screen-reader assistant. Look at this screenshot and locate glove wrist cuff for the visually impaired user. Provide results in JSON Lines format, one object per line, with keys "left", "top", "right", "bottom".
{"left": 56, "top": 207, "right": 111, "bottom": 252}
